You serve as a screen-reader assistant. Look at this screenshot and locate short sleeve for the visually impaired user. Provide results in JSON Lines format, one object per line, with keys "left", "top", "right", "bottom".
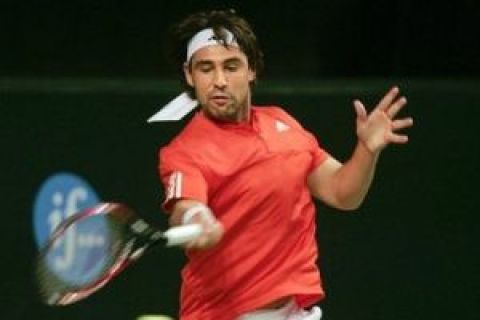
{"left": 265, "top": 106, "right": 329, "bottom": 173}
{"left": 309, "top": 141, "right": 329, "bottom": 172}
{"left": 159, "top": 146, "right": 208, "bottom": 211}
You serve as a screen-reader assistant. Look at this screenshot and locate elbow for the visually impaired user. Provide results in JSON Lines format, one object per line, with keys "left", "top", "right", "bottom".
{"left": 337, "top": 202, "right": 362, "bottom": 211}
{"left": 335, "top": 203, "right": 361, "bottom": 212}
{"left": 311, "top": 184, "right": 367, "bottom": 212}
{"left": 334, "top": 195, "right": 365, "bottom": 211}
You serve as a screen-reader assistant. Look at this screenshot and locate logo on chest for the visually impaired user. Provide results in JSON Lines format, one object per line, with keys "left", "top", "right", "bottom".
{"left": 275, "top": 120, "right": 290, "bottom": 133}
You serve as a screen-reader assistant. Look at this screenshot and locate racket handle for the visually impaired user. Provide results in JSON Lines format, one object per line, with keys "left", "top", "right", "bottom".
{"left": 163, "top": 224, "right": 202, "bottom": 246}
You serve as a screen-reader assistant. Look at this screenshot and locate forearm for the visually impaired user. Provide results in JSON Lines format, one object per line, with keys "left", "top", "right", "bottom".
{"left": 169, "top": 199, "right": 205, "bottom": 226}
{"left": 331, "top": 141, "right": 380, "bottom": 209}
{"left": 167, "top": 199, "right": 224, "bottom": 250}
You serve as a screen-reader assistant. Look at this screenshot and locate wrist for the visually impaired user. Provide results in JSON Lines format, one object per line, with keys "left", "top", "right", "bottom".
{"left": 357, "top": 139, "right": 381, "bottom": 158}
{"left": 182, "top": 204, "right": 216, "bottom": 225}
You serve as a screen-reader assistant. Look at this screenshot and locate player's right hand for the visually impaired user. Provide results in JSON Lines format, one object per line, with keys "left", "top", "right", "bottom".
{"left": 182, "top": 205, "right": 224, "bottom": 250}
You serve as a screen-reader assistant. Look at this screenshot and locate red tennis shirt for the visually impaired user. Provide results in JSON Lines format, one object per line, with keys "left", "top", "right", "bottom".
{"left": 159, "top": 106, "right": 328, "bottom": 320}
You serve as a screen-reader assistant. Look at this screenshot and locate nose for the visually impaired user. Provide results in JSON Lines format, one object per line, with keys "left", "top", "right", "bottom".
{"left": 213, "top": 69, "right": 227, "bottom": 89}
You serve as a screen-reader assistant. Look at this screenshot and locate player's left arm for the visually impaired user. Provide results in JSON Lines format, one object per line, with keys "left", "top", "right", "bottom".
{"left": 307, "top": 86, "right": 413, "bottom": 210}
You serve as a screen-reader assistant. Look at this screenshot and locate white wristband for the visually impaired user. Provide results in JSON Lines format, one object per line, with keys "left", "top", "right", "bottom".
{"left": 182, "top": 204, "right": 216, "bottom": 225}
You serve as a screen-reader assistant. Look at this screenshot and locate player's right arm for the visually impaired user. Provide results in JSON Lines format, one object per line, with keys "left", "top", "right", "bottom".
{"left": 159, "top": 145, "right": 224, "bottom": 250}
{"left": 168, "top": 199, "right": 224, "bottom": 250}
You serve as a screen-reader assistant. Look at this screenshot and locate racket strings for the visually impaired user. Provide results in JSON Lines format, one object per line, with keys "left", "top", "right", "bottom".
{"left": 36, "top": 218, "right": 133, "bottom": 305}
{"left": 35, "top": 203, "right": 174, "bottom": 306}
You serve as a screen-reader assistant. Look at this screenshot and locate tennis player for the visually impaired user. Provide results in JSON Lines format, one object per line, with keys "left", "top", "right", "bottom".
{"left": 154, "top": 9, "right": 413, "bottom": 320}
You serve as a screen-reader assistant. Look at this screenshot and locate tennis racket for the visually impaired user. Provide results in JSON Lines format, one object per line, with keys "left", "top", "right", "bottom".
{"left": 35, "top": 202, "right": 202, "bottom": 306}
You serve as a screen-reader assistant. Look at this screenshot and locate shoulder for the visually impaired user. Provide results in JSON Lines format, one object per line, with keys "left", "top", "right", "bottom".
{"left": 253, "top": 105, "right": 304, "bottom": 130}
{"left": 254, "top": 105, "right": 291, "bottom": 117}
{"left": 160, "top": 114, "right": 205, "bottom": 158}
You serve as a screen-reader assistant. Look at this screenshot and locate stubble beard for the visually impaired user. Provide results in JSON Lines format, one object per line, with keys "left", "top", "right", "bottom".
{"left": 204, "top": 94, "right": 250, "bottom": 123}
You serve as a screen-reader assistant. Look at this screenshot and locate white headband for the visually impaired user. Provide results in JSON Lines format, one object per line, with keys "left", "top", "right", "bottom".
{"left": 186, "top": 28, "right": 238, "bottom": 62}
{"left": 147, "top": 28, "right": 238, "bottom": 122}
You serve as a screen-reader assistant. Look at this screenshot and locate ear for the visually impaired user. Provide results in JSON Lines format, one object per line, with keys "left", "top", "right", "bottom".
{"left": 183, "top": 62, "right": 194, "bottom": 87}
{"left": 248, "top": 68, "right": 256, "bottom": 82}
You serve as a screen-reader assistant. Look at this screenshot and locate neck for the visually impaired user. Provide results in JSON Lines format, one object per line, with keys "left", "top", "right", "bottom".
{"left": 237, "top": 103, "right": 251, "bottom": 123}
{"left": 238, "top": 91, "right": 252, "bottom": 123}
{"left": 203, "top": 107, "right": 252, "bottom": 124}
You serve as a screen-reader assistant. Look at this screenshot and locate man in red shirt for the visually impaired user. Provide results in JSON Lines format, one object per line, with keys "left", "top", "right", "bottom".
{"left": 152, "top": 9, "right": 413, "bottom": 320}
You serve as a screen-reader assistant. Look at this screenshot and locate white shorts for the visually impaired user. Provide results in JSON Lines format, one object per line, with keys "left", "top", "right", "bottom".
{"left": 236, "top": 300, "right": 322, "bottom": 320}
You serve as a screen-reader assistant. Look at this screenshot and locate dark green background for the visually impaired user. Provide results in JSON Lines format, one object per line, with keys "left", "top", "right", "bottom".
{"left": 1, "top": 0, "right": 479, "bottom": 77}
{"left": 2, "top": 78, "right": 479, "bottom": 320}
{"left": 1, "top": 1, "right": 479, "bottom": 319}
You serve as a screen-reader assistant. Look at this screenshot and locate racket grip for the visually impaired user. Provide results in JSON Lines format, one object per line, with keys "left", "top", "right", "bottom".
{"left": 164, "top": 224, "right": 203, "bottom": 246}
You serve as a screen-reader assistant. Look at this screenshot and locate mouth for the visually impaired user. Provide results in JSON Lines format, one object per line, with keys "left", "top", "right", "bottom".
{"left": 209, "top": 94, "right": 231, "bottom": 107}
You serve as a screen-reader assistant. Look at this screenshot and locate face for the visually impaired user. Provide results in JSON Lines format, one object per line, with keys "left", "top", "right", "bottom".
{"left": 184, "top": 45, "right": 256, "bottom": 122}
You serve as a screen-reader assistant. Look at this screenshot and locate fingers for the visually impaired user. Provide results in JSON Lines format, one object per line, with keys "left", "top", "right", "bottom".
{"left": 387, "top": 96, "right": 408, "bottom": 118}
{"left": 392, "top": 117, "right": 414, "bottom": 130}
{"left": 358, "top": 86, "right": 407, "bottom": 119}
{"left": 180, "top": 204, "right": 223, "bottom": 249}
{"left": 378, "top": 86, "right": 400, "bottom": 111}
{"left": 353, "top": 100, "right": 368, "bottom": 121}
{"left": 354, "top": 86, "right": 413, "bottom": 150}
{"left": 387, "top": 132, "right": 409, "bottom": 144}
{"left": 387, "top": 117, "right": 413, "bottom": 145}
{"left": 184, "top": 211, "right": 224, "bottom": 250}
{"left": 186, "top": 222, "right": 224, "bottom": 250}
{"left": 378, "top": 87, "right": 409, "bottom": 120}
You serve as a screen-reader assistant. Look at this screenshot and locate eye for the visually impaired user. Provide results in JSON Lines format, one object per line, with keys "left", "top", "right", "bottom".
{"left": 225, "top": 63, "right": 239, "bottom": 72}
{"left": 194, "top": 62, "right": 213, "bottom": 73}
{"left": 199, "top": 65, "right": 213, "bottom": 73}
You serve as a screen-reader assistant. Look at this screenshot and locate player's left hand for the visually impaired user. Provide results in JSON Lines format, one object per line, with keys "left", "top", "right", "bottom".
{"left": 354, "top": 86, "right": 413, "bottom": 153}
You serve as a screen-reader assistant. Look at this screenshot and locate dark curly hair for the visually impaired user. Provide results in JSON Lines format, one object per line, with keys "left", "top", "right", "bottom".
{"left": 166, "top": 9, "right": 264, "bottom": 96}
